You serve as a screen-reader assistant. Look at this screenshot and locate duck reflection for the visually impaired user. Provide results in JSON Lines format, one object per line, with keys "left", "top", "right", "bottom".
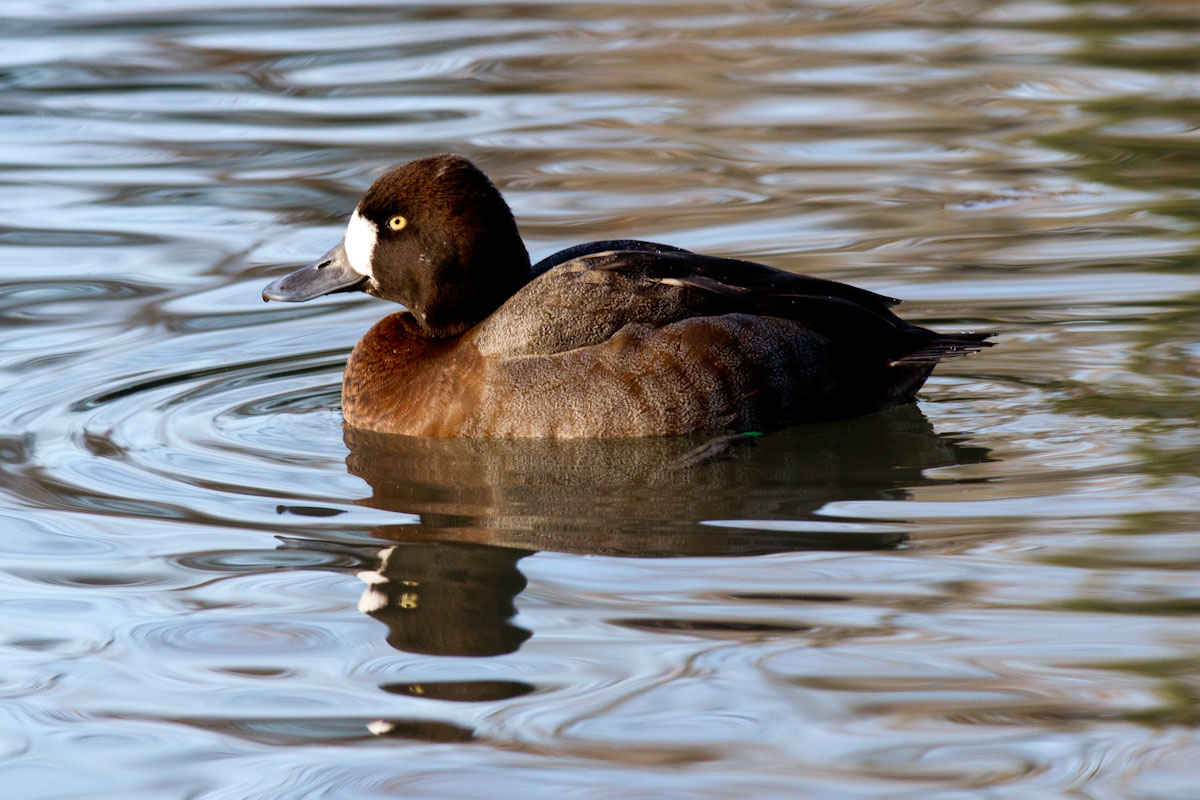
{"left": 355, "top": 541, "right": 531, "bottom": 657}
{"left": 299, "top": 404, "right": 990, "bottom": 659}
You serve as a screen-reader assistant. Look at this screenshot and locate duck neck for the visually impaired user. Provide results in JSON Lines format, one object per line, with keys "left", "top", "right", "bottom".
{"left": 407, "top": 241, "right": 533, "bottom": 339}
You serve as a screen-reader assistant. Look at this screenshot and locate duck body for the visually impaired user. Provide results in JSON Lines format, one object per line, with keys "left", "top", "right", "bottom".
{"left": 264, "top": 155, "right": 991, "bottom": 438}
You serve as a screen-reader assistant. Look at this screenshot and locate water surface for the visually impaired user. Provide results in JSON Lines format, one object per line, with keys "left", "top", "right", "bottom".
{"left": 3, "top": 1, "right": 1200, "bottom": 797}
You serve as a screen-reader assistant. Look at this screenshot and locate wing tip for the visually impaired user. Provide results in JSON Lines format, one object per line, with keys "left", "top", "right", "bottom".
{"left": 890, "top": 331, "right": 996, "bottom": 365}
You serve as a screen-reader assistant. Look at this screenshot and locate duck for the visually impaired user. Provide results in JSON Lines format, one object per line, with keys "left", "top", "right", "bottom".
{"left": 263, "top": 154, "right": 992, "bottom": 438}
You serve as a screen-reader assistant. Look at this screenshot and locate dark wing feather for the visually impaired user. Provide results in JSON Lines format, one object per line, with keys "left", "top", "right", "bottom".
{"left": 890, "top": 331, "right": 994, "bottom": 364}
{"left": 560, "top": 246, "right": 992, "bottom": 363}
{"left": 531, "top": 239, "right": 690, "bottom": 277}
{"left": 594, "top": 249, "right": 901, "bottom": 311}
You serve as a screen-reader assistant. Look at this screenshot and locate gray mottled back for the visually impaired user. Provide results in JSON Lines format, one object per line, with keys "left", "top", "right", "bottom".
{"left": 471, "top": 254, "right": 724, "bottom": 357}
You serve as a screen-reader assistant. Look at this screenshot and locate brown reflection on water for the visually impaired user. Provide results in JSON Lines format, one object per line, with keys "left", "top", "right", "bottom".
{"left": 355, "top": 542, "right": 531, "bottom": 657}
{"left": 344, "top": 403, "right": 989, "bottom": 555}
{"left": 298, "top": 405, "right": 992, "bottom": 658}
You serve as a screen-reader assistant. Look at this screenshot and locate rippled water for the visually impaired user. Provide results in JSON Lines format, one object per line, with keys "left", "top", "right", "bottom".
{"left": 4, "top": 0, "right": 1200, "bottom": 796}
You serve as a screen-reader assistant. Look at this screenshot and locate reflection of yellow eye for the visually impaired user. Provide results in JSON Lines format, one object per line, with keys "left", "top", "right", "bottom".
{"left": 388, "top": 215, "right": 407, "bottom": 231}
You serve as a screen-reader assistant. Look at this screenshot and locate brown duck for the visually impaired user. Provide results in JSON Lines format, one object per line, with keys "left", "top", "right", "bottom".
{"left": 263, "top": 154, "right": 991, "bottom": 437}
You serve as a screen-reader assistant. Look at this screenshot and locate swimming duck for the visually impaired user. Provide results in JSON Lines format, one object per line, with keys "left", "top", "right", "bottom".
{"left": 263, "top": 154, "right": 991, "bottom": 438}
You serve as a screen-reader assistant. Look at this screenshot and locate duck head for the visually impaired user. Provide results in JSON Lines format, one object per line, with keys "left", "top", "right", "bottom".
{"left": 263, "top": 154, "right": 531, "bottom": 338}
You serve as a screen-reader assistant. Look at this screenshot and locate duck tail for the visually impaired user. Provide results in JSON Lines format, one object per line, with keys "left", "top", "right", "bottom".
{"left": 890, "top": 330, "right": 995, "bottom": 365}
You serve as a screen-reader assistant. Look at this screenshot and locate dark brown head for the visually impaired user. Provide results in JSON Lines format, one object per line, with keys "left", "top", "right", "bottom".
{"left": 263, "top": 155, "right": 532, "bottom": 338}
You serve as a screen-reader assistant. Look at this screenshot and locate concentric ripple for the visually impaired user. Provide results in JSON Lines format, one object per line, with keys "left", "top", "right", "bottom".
{"left": 8, "top": 327, "right": 366, "bottom": 530}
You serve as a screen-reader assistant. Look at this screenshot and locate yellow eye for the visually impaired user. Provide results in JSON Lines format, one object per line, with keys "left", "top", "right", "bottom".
{"left": 388, "top": 215, "right": 407, "bottom": 231}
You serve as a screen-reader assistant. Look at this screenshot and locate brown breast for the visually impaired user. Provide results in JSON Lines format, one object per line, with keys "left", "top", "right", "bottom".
{"left": 342, "top": 312, "right": 486, "bottom": 437}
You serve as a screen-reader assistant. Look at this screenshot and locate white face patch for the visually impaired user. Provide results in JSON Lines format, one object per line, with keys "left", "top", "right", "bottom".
{"left": 343, "top": 209, "right": 378, "bottom": 278}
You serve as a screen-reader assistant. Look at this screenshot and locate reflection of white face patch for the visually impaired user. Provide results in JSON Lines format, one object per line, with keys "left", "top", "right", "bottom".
{"left": 344, "top": 209, "right": 378, "bottom": 278}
